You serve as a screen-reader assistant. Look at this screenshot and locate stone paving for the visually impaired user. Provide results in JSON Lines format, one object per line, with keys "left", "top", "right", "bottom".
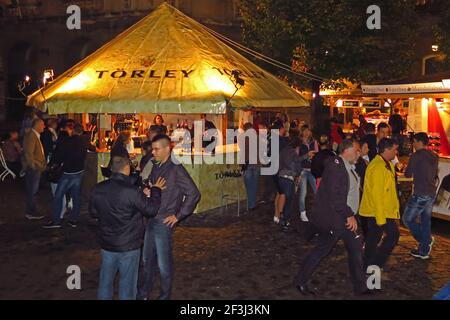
{"left": 0, "top": 177, "right": 449, "bottom": 300}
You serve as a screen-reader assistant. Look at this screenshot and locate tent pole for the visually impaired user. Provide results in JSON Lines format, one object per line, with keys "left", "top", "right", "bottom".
{"left": 97, "top": 114, "right": 104, "bottom": 150}
{"left": 222, "top": 113, "right": 228, "bottom": 143}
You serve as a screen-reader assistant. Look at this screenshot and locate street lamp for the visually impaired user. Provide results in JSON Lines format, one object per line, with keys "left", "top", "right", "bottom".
{"left": 17, "top": 75, "right": 31, "bottom": 97}
{"left": 43, "top": 69, "right": 54, "bottom": 86}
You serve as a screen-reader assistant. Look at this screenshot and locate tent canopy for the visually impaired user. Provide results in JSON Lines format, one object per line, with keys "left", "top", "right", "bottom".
{"left": 27, "top": 3, "right": 308, "bottom": 115}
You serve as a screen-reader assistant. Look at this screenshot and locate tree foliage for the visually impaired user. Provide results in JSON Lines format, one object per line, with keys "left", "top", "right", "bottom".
{"left": 238, "top": 0, "right": 420, "bottom": 88}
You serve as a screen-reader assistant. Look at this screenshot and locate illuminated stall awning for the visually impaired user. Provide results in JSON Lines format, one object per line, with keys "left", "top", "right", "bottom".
{"left": 26, "top": 3, "right": 308, "bottom": 115}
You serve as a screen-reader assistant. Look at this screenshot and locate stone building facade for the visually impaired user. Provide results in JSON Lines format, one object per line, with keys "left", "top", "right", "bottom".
{"left": 0, "top": 0, "right": 242, "bottom": 121}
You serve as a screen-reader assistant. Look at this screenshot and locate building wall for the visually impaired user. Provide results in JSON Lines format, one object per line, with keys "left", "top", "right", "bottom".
{"left": 0, "top": 0, "right": 242, "bottom": 122}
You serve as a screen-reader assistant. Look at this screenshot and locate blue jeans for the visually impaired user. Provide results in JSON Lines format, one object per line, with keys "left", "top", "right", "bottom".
{"left": 243, "top": 166, "right": 260, "bottom": 209}
{"left": 52, "top": 172, "right": 84, "bottom": 224}
{"left": 138, "top": 219, "right": 173, "bottom": 300}
{"left": 402, "top": 194, "right": 435, "bottom": 255}
{"left": 278, "top": 177, "right": 296, "bottom": 223}
{"left": 51, "top": 183, "right": 67, "bottom": 219}
{"left": 433, "top": 281, "right": 450, "bottom": 300}
{"left": 98, "top": 249, "right": 141, "bottom": 300}
{"left": 299, "top": 169, "right": 317, "bottom": 213}
{"left": 25, "top": 168, "right": 41, "bottom": 216}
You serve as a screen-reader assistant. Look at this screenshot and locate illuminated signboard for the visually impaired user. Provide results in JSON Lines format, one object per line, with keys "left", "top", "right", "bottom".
{"left": 362, "top": 101, "right": 381, "bottom": 108}
{"left": 342, "top": 100, "right": 359, "bottom": 107}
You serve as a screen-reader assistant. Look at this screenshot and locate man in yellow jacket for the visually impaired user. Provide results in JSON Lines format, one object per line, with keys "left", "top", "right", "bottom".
{"left": 359, "top": 138, "right": 400, "bottom": 270}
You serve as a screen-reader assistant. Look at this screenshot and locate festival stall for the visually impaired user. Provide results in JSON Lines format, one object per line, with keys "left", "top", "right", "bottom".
{"left": 362, "top": 81, "right": 450, "bottom": 221}
{"left": 26, "top": 3, "right": 308, "bottom": 213}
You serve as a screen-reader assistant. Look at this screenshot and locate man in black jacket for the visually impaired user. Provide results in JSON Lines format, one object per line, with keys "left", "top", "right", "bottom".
{"left": 295, "top": 139, "right": 369, "bottom": 296}
{"left": 364, "top": 122, "right": 378, "bottom": 161}
{"left": 43, "top": 124, "right": 94, "bottom": 228}
{"left": 40, "top": 118, "right": 58, "bottom": 162}
{"left": 137, "top": 134, "right": 201, "bottom": 300}
{"left": 89, "top": 155, "right": 165, "bottom": 300}
{"left": 311, "top": 135, "right": 336, "bottom": 187}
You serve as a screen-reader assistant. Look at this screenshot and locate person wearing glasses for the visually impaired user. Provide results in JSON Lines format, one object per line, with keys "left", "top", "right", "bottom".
{"left": 295, "top": 139, "right": 369, "bottom": 296}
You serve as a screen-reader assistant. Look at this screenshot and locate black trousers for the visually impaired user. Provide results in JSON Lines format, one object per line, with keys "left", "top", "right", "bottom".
{"left": 363, "top": 217, "right": 400, "bottom": 269}
{"left": 295, "top": 227, "right": 367, "bottom": 294}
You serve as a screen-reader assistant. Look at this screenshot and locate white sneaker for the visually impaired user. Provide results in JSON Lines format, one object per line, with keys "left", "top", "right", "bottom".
{"left": 273, "top": 216, "right": 280, "bottom": 224}
{"left": 300, "top": 211, "right": 309, "bottom": 222}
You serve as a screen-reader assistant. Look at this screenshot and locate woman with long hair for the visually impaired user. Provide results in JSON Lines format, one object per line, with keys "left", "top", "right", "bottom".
{"left": 298, "top": 125, "right": 319, "bottom": 222}
{"left": 277, "top": 133, "right": 304, "bottom": 231}
{"left": 149, "top": 114, "right": 167, "bottom": 135}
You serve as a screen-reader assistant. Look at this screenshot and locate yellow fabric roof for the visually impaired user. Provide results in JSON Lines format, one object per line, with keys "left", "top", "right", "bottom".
{"left": 27, "top": 3, "right": 308, "bottom": 115}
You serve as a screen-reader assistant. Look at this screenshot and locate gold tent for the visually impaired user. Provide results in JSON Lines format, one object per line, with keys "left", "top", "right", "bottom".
{"left": 27, "top": 3, "right": 308, "bottom": 115}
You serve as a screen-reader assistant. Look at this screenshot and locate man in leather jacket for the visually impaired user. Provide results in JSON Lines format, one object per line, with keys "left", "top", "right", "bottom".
{"left": 90, "top": 155, "right": 166, "bottom": 300}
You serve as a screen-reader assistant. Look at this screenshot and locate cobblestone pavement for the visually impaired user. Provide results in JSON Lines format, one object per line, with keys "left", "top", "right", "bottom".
{"left": 0, "top": 177, "right": 449, "bottom": 300}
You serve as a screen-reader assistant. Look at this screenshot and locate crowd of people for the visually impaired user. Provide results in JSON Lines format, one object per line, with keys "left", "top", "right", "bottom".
{"left": 1, "top": 109, "right": 202, "bottom": 300}
{"left": 239, "top": 113, "right": 439, "bottom": 296}
{"left": 0, "top": 107, "right": 439, "bottom": 299}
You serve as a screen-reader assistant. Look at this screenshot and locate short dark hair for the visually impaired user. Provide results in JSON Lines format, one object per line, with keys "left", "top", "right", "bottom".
{"left": 377, "top": 122, "right": 389, "bottom": 131}
{"left": 74, "top": 124, "right": 84, "bottom": 135}
{"left": 365, "top": 122, "right": 375, "bottom": 133}
{"left": 338, "top": 139, "right": 355, "bottom": 154}
{"left": 378, "top": 138, "right": 398, "bottom": 154}
{"left": 152, "top": 134, "right": 171, "bottom": 146}
{"left": 394, "top": 108, "right": 400, "bottom": 113}
{"left": 413, "top": 132, "right": 429, "bottom": 146}
{"left": 318, "top": 134, "right": 329, "bottom": 146}
{"left": 358, "top": 137, "right": 369, "bottom": 148}
{"left": 141, "top": 140, "right": 153, "bottom": 150}
{"left": 243, "top": 122, "right": 254, "bottom": 131}
{"left": 111, "top": 156, "right": 129, "bottom": 173}
{"left": 60, "top": 119, "right": 75, "bottom": 130}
